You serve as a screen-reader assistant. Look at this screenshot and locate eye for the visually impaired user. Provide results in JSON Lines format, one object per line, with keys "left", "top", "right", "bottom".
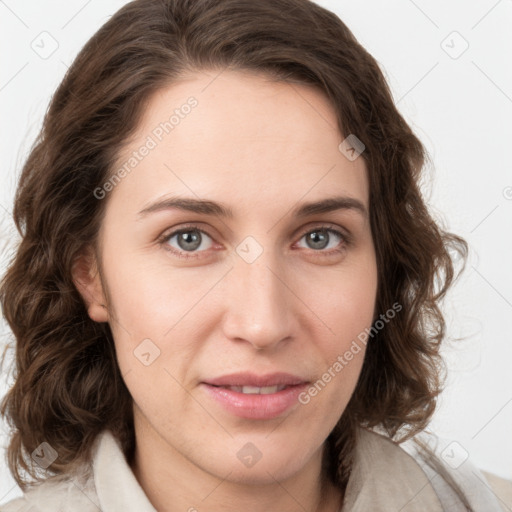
{"left": 295, "top": 226, "right": 349, "bottom": 254}
{"left": 160, "top": 227, "right": 214, "bottom": 259}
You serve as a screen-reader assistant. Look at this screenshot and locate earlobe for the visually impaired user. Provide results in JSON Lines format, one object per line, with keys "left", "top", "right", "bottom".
{"left": 71, "top": 248, "right": 109, "bottom": 323}
{"left": 87, "top": 300, "right": 109, "bottom": 323}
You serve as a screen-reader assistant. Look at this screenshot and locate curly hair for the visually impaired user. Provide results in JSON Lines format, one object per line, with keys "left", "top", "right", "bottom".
{"left": 0, "top": 0, "right": 468, "bottom": 493}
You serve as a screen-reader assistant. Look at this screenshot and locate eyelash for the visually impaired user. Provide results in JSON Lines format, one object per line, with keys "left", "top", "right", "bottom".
{"left": 157, "top": 223, "right": 351, "bottom": 260}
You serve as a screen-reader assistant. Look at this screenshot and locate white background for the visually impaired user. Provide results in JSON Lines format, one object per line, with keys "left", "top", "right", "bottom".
{"left": 1, "top": 0, "right": 511, "bottom": 504}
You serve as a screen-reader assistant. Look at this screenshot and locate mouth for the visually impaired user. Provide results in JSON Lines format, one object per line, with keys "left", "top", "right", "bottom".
{"left": 200, "top": 376, "right": 309, "bottom": 420}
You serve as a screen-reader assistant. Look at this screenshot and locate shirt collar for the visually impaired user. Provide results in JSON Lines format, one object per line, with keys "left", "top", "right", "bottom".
{"left": 342, "top": 427, "right": 443, "bottom": 511}
{"left": 93, "top": 429, "right": 156, "bottom": 511}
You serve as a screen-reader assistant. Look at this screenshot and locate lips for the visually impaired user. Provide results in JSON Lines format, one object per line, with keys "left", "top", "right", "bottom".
{"left": 201, "top": 381, "right": 309, "bottom": 420}
{"left": 200, "top": 372, "right": 311, "bottom": 419}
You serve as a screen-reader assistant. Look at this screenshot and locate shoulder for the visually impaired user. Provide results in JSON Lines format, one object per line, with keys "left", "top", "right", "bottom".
{"left": 359, "top": 426, "right": 509, "bottom": 512}
{"left": 482, "top": 471, "right": 512, "bottom": 510}
{"left": 0, "top": 472, "right": 99, "bottom": 512}
{"left": 0, "top": 429, "right": 154, "bottom": 512}
{"left": 0, "top": 452, "right": 99, "bottom": 512}
{"left": 344, "top": 427, "right": 444, "bottom": 510}
{"left": 0, "top": 471, "right": 99, "bottom": 512}
{"left": 0, "top": 497, "right": 27, "bottom": 512}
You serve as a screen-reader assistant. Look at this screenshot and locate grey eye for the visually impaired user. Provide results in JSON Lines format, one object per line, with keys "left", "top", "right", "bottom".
{"left": 298, "top": 229, "right": 343, "bottom": 251}
{"left": 167, "top": 229, "right": 213, "bottom": 252}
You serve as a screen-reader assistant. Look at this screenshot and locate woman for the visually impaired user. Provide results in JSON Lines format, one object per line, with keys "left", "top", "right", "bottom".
{"left": 0, "top": 0, "right": 508, "bottom": 510}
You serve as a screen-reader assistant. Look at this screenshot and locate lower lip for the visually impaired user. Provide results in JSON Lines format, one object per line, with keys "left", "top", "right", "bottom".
{"left": 200, "top": 383, "right": 308, "bottom": 420}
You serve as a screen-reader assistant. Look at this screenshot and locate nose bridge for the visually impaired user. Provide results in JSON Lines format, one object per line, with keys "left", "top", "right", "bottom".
{"left": 222, "top": 244, "right": 294, "bottom": 348}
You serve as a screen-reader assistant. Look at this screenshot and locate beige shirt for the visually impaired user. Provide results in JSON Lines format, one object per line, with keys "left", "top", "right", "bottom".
{"left": 1, "top": 427, "right": 510, "bottom": 511}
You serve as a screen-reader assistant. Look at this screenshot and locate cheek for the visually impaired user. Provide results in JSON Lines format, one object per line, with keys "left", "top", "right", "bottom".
{"left": 102, "top": 254, "right": 223, "bottom": 393}
{"left": 304, "top": 259, "right": 378, "bottom": 344}
{"left": 103, "top": 252, "right": 214, "bottom": 336}
{"left": 297, "top": 345, "right": 366, "bottom": 425}
{"left": 298, "top": 272, "right": 373, "bottom": 412}
{"left": 299, "top": 259, "right": 376, "bottom": 404}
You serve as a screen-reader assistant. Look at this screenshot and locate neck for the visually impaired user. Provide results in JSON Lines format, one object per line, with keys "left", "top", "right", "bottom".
{"left": 131, "top": 422, "right": 344, "bottom": 512}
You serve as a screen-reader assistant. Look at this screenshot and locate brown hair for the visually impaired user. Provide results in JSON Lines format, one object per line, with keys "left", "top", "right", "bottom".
{"left": 0, "top": 0, "right": 468, "bottom": 494}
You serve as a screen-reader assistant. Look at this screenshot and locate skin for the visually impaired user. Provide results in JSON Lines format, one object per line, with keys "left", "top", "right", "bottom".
{"left": 74, "top": 69, "right": 378, "bottom": 512}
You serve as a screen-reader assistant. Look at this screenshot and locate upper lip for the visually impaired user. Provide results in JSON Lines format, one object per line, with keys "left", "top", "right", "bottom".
{"left": 203, "top": 372, "right": 309, "bottom": 387}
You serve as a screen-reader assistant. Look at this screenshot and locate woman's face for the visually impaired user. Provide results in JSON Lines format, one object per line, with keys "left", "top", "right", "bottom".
{"left": 80, "top": 69, "right": 378, "bottom": 485}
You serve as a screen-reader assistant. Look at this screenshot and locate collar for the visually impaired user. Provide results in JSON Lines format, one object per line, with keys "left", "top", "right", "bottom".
{"left": 93, "top": 430, "right": 156, "bottom": 511}
{"left": 342, "top": 427, "right": 443, "bottom": 511}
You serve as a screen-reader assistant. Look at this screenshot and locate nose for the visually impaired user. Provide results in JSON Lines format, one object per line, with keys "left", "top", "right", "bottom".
{"left": 220, "top": 249, "right": 297, "bottom": 351}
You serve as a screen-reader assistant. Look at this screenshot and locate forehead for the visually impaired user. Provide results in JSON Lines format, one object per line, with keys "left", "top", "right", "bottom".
{"left": 109, "top": 69, "right": 369, "bottom": 217}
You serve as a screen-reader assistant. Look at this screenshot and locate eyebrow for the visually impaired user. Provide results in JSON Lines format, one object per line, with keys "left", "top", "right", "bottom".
{"left": 137, "top": 195, "right": 368, "bottom": 220}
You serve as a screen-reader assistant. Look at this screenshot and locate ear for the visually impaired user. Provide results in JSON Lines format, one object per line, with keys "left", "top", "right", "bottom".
{"left": 71, "top": 247, "right": 109, "bottom": 323}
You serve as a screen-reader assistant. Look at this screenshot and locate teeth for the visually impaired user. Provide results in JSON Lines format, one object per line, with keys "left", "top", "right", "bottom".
{"left": 222, "top": 385, "right": 288, "bottom": 394}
